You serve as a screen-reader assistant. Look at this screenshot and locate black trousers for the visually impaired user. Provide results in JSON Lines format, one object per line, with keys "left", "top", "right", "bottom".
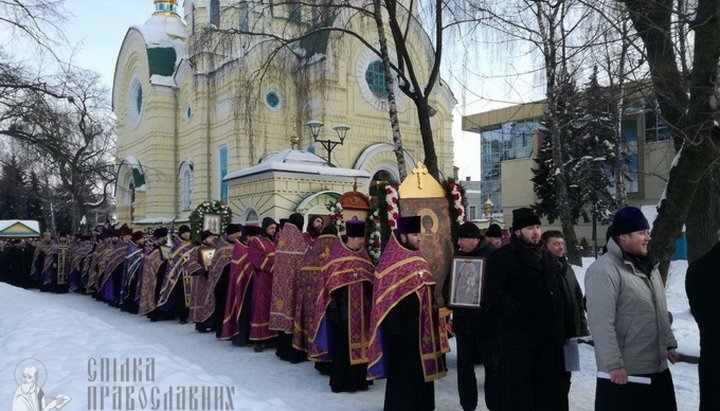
{"left": 699, "top": 349, "right": 720, "bottom": 411}
{"left": 498, "top": 345, "right": 566, "bottom": 411}
{"left": 595, "top": 368, "right": 677, "bottom": 411}
{"left": 455, "top": 330, "right": 500, "bottom": 411}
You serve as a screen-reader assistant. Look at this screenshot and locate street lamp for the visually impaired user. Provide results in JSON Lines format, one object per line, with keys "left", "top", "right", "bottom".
{"left": 306, "top": 120, "right": 350, "bottom": 166}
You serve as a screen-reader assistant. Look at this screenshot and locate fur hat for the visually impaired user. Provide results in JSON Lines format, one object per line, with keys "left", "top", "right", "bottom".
{"left": 612, "top": 207, "right": 650, "bottom": 236}
{"left": 512, "top": 207, "right": 541, "bottom": 230}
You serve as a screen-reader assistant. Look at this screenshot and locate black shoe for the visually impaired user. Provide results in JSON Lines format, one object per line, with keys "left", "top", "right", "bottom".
{"left": 253, "top": 342, "right": 265, "bottom": 352}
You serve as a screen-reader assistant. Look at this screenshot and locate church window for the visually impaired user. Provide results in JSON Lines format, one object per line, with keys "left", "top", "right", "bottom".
{"left": 179, "top": 162, "right": 194, "bottom": 211}
{"left": 365, "top": 60, "right": 388, "bottom": 99}
{"left": 265, "top": 89, "right": 283, "bottom": 110}
{"left": 210, "top": 0, "right": 220, "bottom": 27}
{"left": 239, "top": 1, "right": 249, "bottom": 31}
{"left": 288, "top": 1, "right": 301, "bottom": 23}
{"left": 127, "top": 77, "right": 144, "bottom": 129}
{"left": 218, "top": 146, "right": 228, "bottom": 200}
{"left": 134, "top": 85, "right": 143, "bottom": 115}
{"left": 191, "top": 4, "right": 196, "bottom": 34}
{"left": 184, "top": 105, "right": 192, "bottom": 121}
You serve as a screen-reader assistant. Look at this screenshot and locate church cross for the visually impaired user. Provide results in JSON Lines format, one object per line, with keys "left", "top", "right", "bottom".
{"left": 412, "top": 163, "right": 428, "bottom": 189}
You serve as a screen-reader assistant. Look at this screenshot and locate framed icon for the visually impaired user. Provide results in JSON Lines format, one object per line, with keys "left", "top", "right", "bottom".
{"left": 449, "top": 257, "right": 486, "bottom": 309}
{"left": 201, "top": 248, "right": 216, "bottom": 270}
{"left": 203, "top": 214, "right": 221, "bottom": 235}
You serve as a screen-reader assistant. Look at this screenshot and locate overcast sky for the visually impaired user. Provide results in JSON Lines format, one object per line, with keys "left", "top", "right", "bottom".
{"left": 58, "top": 0, "right": 542, "bottom": 181}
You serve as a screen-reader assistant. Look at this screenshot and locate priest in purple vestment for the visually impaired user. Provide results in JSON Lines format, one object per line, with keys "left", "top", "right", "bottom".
{"left": 367, "top": 216, "right": 446, "bottom": 411}
{"left": 248, "top": 217, "right": 278, "bottom": 352}
{"left": 311, "top": 221, "right": 374, "bottom": 392}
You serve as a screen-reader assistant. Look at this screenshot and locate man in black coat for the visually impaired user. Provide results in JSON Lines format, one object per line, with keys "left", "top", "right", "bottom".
{"left": 486, "top": 207, "right": 568, "bottom": 411}
{"left": 453, "top": 222, "right": 499, "bottom": 411}
{"left": 686, "top": 229, "right": 720, "bottom": 411}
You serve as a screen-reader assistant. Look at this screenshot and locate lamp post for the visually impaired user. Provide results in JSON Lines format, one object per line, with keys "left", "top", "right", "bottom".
{"left": 306, "top": 120, "right": 350, "bottom": 166}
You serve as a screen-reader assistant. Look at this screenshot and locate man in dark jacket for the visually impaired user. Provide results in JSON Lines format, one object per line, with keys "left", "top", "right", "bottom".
{"left": 686, "top": 229, "right": 720, "bottom": 411}
{"left": 541, "top": 230, "right": 589, "bottom": 407}
{"left": 486, "top": 207, "right": 568, "bottom": 411}
{"left": 453, "top": 222, "right": 499, "bottom": 411}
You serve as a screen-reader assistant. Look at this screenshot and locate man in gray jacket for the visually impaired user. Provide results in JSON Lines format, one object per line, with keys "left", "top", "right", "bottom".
{"left": 585, "top": 206, "right": 678, "bottom": 411}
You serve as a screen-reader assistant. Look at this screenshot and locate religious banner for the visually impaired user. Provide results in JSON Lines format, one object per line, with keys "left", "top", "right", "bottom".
{"left": 398, "top": 163, "right": 454, "bottom": 307}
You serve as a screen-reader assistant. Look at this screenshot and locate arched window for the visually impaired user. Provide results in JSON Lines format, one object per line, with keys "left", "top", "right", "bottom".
{"left": 179, "top": 162, "right": 194, "bottom": 211}
{"left": 210, "top": 0, "right": 220, "bottom": 27}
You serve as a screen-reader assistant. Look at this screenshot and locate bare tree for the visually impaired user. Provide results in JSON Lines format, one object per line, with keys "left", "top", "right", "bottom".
{"left": 0, "top": 68, "right": 116, "bottom": 229}
{"left": 192, "top": 0, "right": 468, "bottom": 180}
{"left": 602, "top": 0, "right": 719, "bottom": 278}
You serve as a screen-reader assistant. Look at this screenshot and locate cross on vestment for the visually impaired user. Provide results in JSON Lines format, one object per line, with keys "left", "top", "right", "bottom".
{"left": 412, "top": 164, "right": 428, "bottom": 189}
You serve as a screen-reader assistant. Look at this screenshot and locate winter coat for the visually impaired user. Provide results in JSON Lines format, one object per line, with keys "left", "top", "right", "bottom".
{"left": 686, "top": 242, "right": 720, "bottom": 343}
{"left": 486, "top": 234, "right": 567, "bottom": 349}
{"left": 686, "top": 242, "right": 720, "bottom": 411}
{"left": 556, "top": 257, "right": 590, "bottom": 338}
{"left": 585, "top": 239, "right": 677, "bottom": 374}
{"left": 453, "top": 240, "right": 496, "bottom": 336}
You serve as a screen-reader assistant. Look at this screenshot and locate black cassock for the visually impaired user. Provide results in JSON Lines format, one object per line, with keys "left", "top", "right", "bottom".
{"left": 383, "top": 293, "right": 435, "bottom": 411}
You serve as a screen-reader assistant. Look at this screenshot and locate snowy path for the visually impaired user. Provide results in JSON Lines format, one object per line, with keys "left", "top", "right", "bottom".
{"left": 0, "top": 275, "right": 699, "bottom": 410}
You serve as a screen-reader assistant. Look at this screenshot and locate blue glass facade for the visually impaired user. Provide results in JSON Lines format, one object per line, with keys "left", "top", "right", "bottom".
{"left": 480, "top": 120, "right": 539, "bottom": 210}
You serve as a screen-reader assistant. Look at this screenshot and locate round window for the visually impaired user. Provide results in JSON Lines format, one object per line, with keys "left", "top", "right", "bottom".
{"left": 265, "top": 90, "right": 283, "bottom": 110}
{"left": 127, "top": 77, "right": 144, "bottom": 129}
{"left": 365, "top": 60, "right": 388, "bottom": 99}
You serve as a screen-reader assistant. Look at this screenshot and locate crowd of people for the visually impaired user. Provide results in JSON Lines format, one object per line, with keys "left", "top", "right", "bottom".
{"left": 0, "top": 205, "right": 715, "bottom": 411}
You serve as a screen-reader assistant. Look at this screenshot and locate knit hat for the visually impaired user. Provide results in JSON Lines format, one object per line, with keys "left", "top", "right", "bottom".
{"left": 612, "top": 207, "right": 650, "bottom": 236}
{"left": 178, "top": 225, "right": 191, "bottom": 236}
{"left": 457, "top": 222, "right": 482, "bottom": 239}
{"left": 345, "top": 221, "right": 366, "bottom": 238}
{"left": 486, "top": 223, "right": 503, "bottom": 238}
{"left": 512, "top": 207, "right": 541, "bottom": 230}
{"left": 396, "top": 216, "right": 421, "bottom": 235}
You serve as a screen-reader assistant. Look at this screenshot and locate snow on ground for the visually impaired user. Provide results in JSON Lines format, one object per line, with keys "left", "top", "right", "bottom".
{"left": 0, "top": 259, "right": 700, "bottom": 411}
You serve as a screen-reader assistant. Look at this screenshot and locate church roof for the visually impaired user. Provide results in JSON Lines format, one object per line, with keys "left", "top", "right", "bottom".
{"left": 0, "top": 220, "right": 41, "bottom": 238}
{"left": 224, "top": 149, "right": 370, "bottom": 181}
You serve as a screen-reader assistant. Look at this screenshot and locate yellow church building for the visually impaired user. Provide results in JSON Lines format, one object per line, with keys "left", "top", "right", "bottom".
{"left": 112, "top": 0, "right": 455, "bottom": 226}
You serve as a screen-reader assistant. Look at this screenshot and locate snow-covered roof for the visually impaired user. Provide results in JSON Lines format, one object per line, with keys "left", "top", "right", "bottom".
{"left": 130, "top": 15, "right": 187, "bottom": 87}
{"left": 225, "top": 149, "right": 371, "bottom": 181}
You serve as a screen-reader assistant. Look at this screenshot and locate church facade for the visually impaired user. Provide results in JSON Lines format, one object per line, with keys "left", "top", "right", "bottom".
{"left": 112, "top": 0, "right": 456, "bottom": 225}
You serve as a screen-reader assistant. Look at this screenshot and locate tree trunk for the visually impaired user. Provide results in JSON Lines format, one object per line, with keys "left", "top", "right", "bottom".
{"left": 372, "top": 0, "right": 407, "bottom": 181}
{"left": 685, "top": 168, "right": 720, "bottom": 262}
{"left": 416, "top": 97, "right": 440, "bottom": 179}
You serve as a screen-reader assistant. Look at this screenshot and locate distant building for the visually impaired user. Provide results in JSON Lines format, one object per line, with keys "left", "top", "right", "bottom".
{"left": 462, "top": 97, "right": 675, "bottom": 245}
